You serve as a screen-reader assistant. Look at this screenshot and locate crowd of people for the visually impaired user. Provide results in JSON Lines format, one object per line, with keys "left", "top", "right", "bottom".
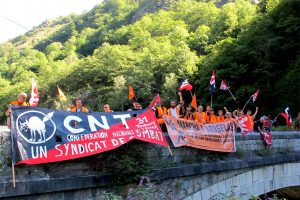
{"left": 4, "top": 92, "right": 277, "bottom": 134}
{"left": 153, "top": 92, "right": 266, "bottom": 133}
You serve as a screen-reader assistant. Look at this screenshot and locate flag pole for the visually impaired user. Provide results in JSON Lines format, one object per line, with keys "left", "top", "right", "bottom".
{"left": 12, "top": 162, "right": 16, "bottom": 188}
{"left": 167, "top": 146, "right": 173, "bottom": 156}
{"left": 274, "top": 113, "right": 281, "bottom": 121}
{"left": 189, "top": 90, "right": 193, "bottom": 98}
{"left": 10, "top": 111, "right": 16, "bottom": 187}
{"left": 242, "top": 97, "right": 252, "bottom": 112}
{"left": 227, "top": 89, "right": 236, "bottom": 101}
{"left": 210, "top": 94, "right": 213, "bottom": 108}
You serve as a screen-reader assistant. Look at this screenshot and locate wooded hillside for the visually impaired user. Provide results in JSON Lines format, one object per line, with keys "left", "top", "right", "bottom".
{"left": 0, "top": 0, "right": 299, "bottom": 122}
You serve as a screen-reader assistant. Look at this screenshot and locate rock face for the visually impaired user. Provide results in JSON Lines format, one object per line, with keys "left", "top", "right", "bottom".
{"left": 1, "top": 127, "right": 300, "bottom": 199}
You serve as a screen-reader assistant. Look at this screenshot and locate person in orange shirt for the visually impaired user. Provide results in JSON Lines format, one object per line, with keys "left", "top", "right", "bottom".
{"left": 103, "top": 104, "right": 113, "bottom": 112}
{"left": 205, "top": 109, "right": 216, "bottom": 123}
{"left": 194, "top": 105, "right": 206, "bottom": 124}
{"left": 70, "top": 98, "right": 88, "bottom": 127}
{"left": 205, "top": 105, "right": 211, "bottom": 116}
{"left": 246, "top": 107, "right": 258, "bottom": 132}
{"left": 224, "top": 112, "right": 236, "bottom": 131}
{"left": 216, "top": 109, "right": 225, "bottom": 123}
{"left": 156, "top": 99, "right": 167, "bottom": 125}
{"left": 5, "top": 92, "right": 30, "bottom": 128}
{"left": 184, "top": 104, "right": 194, "bottom": 120}
{"left": 71, "top": 98, "right": 88, "bottom": 112}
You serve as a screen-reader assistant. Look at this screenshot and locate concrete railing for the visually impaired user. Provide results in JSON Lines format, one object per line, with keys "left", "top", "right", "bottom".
{"left": 1, "top": 127, "right": 300, "bottom": 198}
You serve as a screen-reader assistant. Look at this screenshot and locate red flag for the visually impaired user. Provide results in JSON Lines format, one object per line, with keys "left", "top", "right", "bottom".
{"left": 29, "top": 78, "right": 39, "bottom": 107}
{"left": 179, "top": 79, "right": 193, "bottom": 91}
{"left": 148, "top": 94, "right": 160, "bottom": 108}
{"left": 128, "top": 85, "right": 135, "bottom": 101}
{"left": 220, "top": 80, "right": 229, "bottom": 90}
{"left": 252, "top": 89, "right": 259, "bottom": 102}
{"left": 280, "top": 113, "right": 292, "bottom": 126}
{"left": 191, "top": 94, "right": 197, "bottom": 110}
{"left": 210, "top": 70, "right": 216, "bottom": 93}
{"left": 260, "top": 131, "right": 272, "bottom": 145}
{"left": 260, "top": 119, "right": 272, "bottom": 145}
{"left": 237, "top": 115, "right": 254, "bottom": 135}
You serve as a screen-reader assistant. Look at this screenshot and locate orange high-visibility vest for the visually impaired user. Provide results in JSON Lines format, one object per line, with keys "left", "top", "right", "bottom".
{"left": 156, "top": 106, "right": 167, "bottom": 124}
{"left": 10, "top": 101, "right": 29, "bottom": 106}
{"left": 206, "top": 114, "right": 216, "bottom": 123}
{"left": 216, "top": 115, "right": 225, "bottom": 123}
{"left": 194, "top": 112, "right": 206, "bottom": 124}
{"left": 71, "top": 106, "right": 88, "bottom": 127}
{"left": 167, "top": 107, "right": 180, "bottom": 118}
{"left": 71, "top": 106, "right": 88, "bottom": 112}
{"left": 184, "top": 112, "right": 194, "bottom": 120}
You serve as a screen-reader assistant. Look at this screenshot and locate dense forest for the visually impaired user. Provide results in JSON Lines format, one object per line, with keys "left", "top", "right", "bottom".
{"left": 0, "top": 0, "right": 299, "bottom": 123}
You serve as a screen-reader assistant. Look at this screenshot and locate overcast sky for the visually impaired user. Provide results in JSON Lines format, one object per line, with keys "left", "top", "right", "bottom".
{"left": 0, "top": 0, "right": 102, "bottom": 43}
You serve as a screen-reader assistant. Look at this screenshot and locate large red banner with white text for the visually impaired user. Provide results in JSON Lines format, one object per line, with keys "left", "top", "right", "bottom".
{"left": 11, "top": 106, "right": 168, "bottom": 165}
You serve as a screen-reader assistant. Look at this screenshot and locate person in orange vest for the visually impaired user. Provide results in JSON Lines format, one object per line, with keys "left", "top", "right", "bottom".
{"left": 205, "top": 108, "right": 216, "bottom": 123}
{"left": 5, "top": 92, "right": 30, "bottom": 128}
{"left": 156, "top": 98, "right": 167, "bottom": 125}
{"left": 103, "top": 104, "right": 113, "bottom": 112}
{"left": 167, "top": 92, "right": 184, "bottom": 118}
{"left": 205, "top": 105, "right": 211, "bottom": 115}
{"left": 232, "top": 109, "right": 245, "bottom": 133}
{"left": 71, "top": 98, "right": 88, "bottom": 112}
{"left": 224, "top": 112, "right": 236, "bottom": 131}
{"left": 184, "top": 104, "right": 194, "bottom": 120}
{"left": 70, "top": 98, "right": 88, "bottom": 127}
{"left": 246, "top": 107, "right": 258, "bottom": 126}
{"left": 216, "top": 109, "right": 225, "bottom": 122}
{"left": 194, "top": 105, "right": 206, "bottom": 124}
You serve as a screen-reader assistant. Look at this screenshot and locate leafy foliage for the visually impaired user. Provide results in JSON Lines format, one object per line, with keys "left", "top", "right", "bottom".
{"left": 0, "top": 0, "right": 299, "bottom": 122}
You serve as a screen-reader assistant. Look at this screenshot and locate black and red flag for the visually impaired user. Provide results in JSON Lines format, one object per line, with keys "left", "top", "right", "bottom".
{"left": 10, "top": 106, "right": 168, "bottom": 165}
{"left": 148, "top": 94, "right": 160, "bottom": 108}
{"left": 209, "top": 70, "right": 216, "bottom": 93}
{"left": 220, "top": 80, "right": 229, "bottom": 90}
{"left": 179, "top": 79, "right": 193, "bottom": 91}
{"left": 252, "top": 89, "right": 259, "bottom": 102}
{"left": 280, "top": 107, "right": 292, "bottom": 127}
{"left": 260, "top": 119, "right": 272, "bottom": 145}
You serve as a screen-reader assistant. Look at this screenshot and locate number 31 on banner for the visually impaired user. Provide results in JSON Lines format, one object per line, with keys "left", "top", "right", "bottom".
{"left": 136, "top": 116, "right": 148, "bottom": 124}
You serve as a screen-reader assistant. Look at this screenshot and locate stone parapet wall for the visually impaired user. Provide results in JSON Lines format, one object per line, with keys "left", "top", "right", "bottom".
{"left": 1, "top": 127, "right": 300, "bottom": 198}
{"left": 146, "top": 131, "right": 300, "bottom": 168}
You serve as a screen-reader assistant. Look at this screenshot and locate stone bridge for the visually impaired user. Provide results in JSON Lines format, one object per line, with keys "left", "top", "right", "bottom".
{"left": 0, "top": 127, "right": 300, "bottom": 199}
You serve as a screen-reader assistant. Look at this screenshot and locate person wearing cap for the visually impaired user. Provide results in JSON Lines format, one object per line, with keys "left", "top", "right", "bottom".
{"left": 5, "top": 92, "right": 30, "bottom": 128}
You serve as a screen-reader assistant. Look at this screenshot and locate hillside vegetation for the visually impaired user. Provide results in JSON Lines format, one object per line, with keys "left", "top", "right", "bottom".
{"left": 0, "top": 0, "right": 299, "bottom": 122}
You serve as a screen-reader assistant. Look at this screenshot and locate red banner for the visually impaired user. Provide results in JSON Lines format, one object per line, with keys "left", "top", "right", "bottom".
{"left": 11, "top": 107, "right": 168, "bottom": 165}
{"left": 163, "top": 115, "right": 236, "bottom": 152}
